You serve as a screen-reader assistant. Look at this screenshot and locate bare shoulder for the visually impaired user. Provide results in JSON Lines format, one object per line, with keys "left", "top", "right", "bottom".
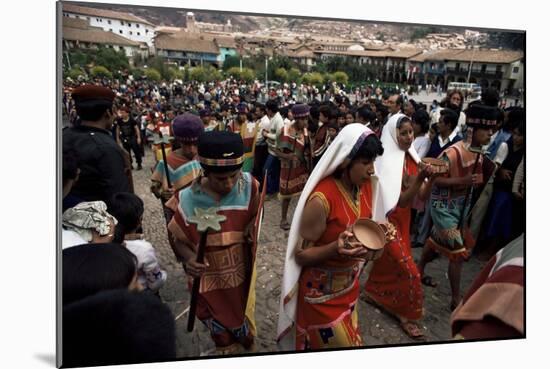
{"left": 300, "top": 196, "right": 328, "bottom": 242}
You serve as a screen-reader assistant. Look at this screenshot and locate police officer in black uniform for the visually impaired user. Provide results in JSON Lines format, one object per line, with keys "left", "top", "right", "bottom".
{"left": 63, "top": 85, "right": 131, "bottom": 203}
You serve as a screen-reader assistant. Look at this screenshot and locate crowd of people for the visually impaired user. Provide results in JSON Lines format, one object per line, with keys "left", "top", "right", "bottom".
{"left": 61, "top": 75, "right": 525, "bottom": 364}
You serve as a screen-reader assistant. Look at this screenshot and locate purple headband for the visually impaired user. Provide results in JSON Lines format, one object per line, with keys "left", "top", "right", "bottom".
{"left": 347, "top": 130, "right": 375, "bottom": 159}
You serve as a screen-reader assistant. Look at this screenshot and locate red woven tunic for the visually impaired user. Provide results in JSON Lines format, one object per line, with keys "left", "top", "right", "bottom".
{"left": 364, "top": 153, "right": 423, "bottom": 321}
{"left": 296, "top": 176, "right": 373, "bottom": 349}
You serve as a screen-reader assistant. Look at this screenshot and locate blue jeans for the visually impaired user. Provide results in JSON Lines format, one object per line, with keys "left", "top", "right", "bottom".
{"left": 263, "top": 153, "right": 280, "bottom": 195}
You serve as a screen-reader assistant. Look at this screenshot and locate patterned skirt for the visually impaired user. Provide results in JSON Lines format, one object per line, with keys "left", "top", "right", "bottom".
{"left": 296, "top": 264, "right": 363, "bottom": 350}
{"left": 279, "top": 158, "right": 308, "bottom": 199}
{"left": 364, "top": 237, "right": 423, "bottom": 321}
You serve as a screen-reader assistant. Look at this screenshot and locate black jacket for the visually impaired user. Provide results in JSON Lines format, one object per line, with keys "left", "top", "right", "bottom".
{"left": 63, "top": 125, "right": 130, "bottom": 203}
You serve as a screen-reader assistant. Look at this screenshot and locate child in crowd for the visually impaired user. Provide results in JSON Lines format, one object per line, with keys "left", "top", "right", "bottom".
{"left": 107, "top": 192, "right": 167, "bottom": 293}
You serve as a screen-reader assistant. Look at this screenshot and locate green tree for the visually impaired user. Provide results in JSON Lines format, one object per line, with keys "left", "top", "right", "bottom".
{"left": 131, "top": 68, "right": 145, "bottom": 80}
{"left": 206, "top": 66, "right": 222, "bottom": 81}
{"left": 288, "top": 68, "right": 301, "bottom": 83}
{"left": 332, "top": 71, "right": 349, "bottom": 84}
{"left": 95, "top": 47, "right": 129, "bottom": 72}
{"left": 222, "top": 55, "right": 241, "bottom": 71}
{"left": 312, "top": 61, "right": 328, "bottom": 74}
{"left": 67, "top": 67, "right": 86, "bottom": 80}
{"left": 240, "top": 68, "right": 255, "bottom": 83}
{"left": 302, "top": 72, "right": 324, "bottom": 86}
{"left": 189, "top": 66, "right": 222, "bottom": 82}
{"left": 145, "top": 68, "right": 161, "bottom": 82}
{"left": 90, "top": 66, "right": 112, "bottom": 79}
{"left": 189, "top": 67, "right": 207, "bottom": 82}
{"left": 67, "top": 50, "right": 90, "bottom": 69}
{"left": 225, "top": 67, "right": 255, "bottom": 83}
{"left": 226, "top": 67, "right": 243, "bottom": 79}
{"left": 172, "top": 67, "right": 184, "bottom": 80}
{"left": 274, "top": 68, "right": 288, "bottom": 82}
{"left": 165, "top": 67, "right": 177, "bottom": 81}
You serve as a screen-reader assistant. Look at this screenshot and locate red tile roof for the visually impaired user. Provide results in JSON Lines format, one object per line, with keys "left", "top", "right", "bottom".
{"left": 409, "top": 49, "right": 523, "bottom": 64}
{"left": 61, "top": 20, "right": 140, "bottom": 46}
{"left": 154, "top": 33, "right": 219, "bottom": 54}
{"left": 62, "top": 3, "right": 154, "bottom": 27}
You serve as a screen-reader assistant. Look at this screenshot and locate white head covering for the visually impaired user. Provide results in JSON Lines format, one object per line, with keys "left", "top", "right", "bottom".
{"left": 62, "top": 201, "right": 117, "bottom": 242}
{"left": 372, "top": 113, "right": 421, "bottom": 222}
{"left": 276, "top": 123, "right": 376, "bottom": 350}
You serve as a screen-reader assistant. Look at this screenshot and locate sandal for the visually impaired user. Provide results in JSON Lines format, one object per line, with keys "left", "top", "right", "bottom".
{"left": 280, "top": 221, "right": 291, "bottom": 230}
{"left": 421, "top": 275, "right": 438, "bottom": 288}
{"left": 400, "top": 321, "right": 425, "bottom": 339}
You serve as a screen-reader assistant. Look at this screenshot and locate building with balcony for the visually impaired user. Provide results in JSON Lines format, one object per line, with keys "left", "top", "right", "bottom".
{"left": 278, "top": 44, "right": 318, "bottom": 70}
{"left": 408, "top": 48, "right": 524, "bottom": 92}
{"left": 154, "top": 31, "right": 220, "bottom": 67}
{"left": 314, "top": 47, "right": 422, "bottom": 83}
{"left": 444, "top": 49, "right": 524, "bottom": 92}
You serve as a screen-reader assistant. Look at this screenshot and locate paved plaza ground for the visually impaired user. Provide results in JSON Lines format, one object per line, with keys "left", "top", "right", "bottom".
{"left": 133, "top": 148, "right": 488, "bottom": 359}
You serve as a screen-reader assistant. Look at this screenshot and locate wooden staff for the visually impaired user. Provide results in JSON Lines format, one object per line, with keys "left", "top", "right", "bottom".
{"left": 306, "top": 133, "right": 314, "bottom": 174}
{"left": 158, "top": 131, "right": 172, "bottom": 189}
{"left": 187, "top": 230, "right": 207, "bottom": 332}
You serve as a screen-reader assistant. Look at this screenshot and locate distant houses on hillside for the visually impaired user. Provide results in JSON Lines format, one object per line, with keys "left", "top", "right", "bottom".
{"left": 61, "top": 4, "right": 524, "bottom": 92}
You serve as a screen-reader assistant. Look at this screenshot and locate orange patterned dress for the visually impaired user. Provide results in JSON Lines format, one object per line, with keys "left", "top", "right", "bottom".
{"left": 295, "top": 176, "right": 373, "bottom": 349}
{"left": 277, "top": 124, "right": 310, "bottom": 199}
{"left": 364, "top": 153, "right": 423, "bottom": 321}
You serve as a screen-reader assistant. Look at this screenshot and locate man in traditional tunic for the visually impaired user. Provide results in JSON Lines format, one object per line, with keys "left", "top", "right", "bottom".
{"left": 151, "top": 113, "right": 204, "bottom": 256}
{"left": 166, "top": 131, "right": 261, "bottom": 354}
{"left": 418, "top": 103, "right": 498, "bottom": 310}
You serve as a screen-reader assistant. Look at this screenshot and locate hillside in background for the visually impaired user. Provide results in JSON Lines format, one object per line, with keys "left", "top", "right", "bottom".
{"left": 75, "top": 2, "right": 524, "bottom": 49}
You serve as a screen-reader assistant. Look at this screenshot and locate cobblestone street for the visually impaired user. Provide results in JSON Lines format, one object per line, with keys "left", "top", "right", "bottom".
{"left": 133, "top": 149, "right": 486, "bottom": 358}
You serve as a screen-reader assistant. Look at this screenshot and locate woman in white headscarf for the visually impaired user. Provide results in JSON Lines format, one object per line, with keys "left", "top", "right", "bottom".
{"left": 364, "top": 113, "right": 436, "bottom": 339}
{"left": 277, "top": 124, "right": 384, "bottom": 351}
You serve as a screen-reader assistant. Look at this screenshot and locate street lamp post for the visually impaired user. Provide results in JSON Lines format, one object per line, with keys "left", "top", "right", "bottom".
{"left": 466, "top": 35, "right": 479, "bottom": 84}
{"left": 265, "top": 56, "right": 268, "bottom": 89}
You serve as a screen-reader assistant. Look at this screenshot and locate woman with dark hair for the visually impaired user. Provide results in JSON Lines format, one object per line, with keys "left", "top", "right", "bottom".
{"left": 278, "top": 124, "right": 384, "bottom": 350}
{"left": 63, "top": 243, "right": 140, "bottom": 306}
{"left": 404, "top": 98, "right": 419, "bottom": 118}
{"left": 364, "top": 114, "right": 436, "bottom": 339}
{"left": 412, "top": 109, "right": 431, "bottom": 159}
{"left": 277, "top": 104, "right": 312, "bottom": 230}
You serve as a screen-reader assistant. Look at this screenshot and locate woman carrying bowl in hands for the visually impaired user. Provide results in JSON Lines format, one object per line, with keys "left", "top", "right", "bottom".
{"left": 277, "top": 124, "right": 384, "bottom": 351}
{"left": 364, "top": 113, "right": 437, "bottom": 340}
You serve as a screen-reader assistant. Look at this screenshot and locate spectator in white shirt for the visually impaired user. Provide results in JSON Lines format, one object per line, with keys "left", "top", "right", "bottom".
{"left": 262, "top": 99, "right": 284, "bottom": 194}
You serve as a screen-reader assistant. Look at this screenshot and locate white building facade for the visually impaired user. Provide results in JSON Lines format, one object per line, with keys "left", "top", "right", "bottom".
{"left": 62, "top": 4, "right": 156, "bottom": 48}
